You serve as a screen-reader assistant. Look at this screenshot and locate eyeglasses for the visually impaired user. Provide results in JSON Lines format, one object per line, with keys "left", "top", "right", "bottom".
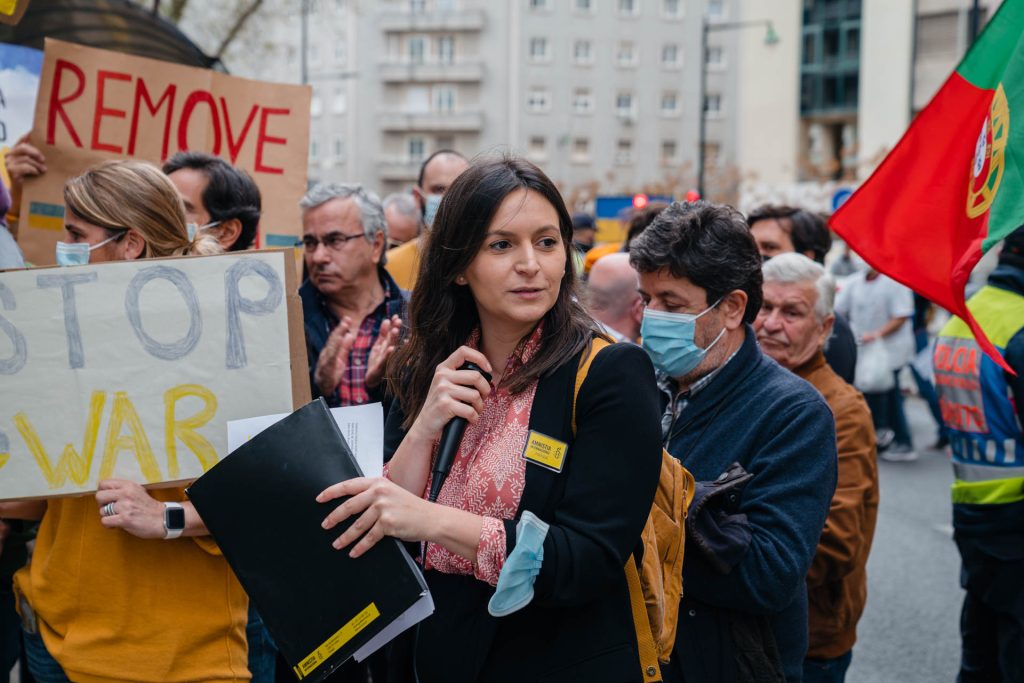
{"left": 298, "top": 232, "right": 366, "bottom": 252}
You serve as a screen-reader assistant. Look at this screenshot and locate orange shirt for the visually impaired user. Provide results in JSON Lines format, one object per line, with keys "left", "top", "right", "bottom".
{"left": 14, "top": 490, "right": 250, "bottom": 683}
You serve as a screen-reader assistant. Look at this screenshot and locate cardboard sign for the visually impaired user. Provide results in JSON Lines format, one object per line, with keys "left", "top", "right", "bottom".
{"left": 18, "top": 39, "right": 311, "bottom": 264}
{"left": 0, "top": 0, "right": 30, "bottom": 26}
{"left": 0, "top": 249, "right": 311, "bottom": 501}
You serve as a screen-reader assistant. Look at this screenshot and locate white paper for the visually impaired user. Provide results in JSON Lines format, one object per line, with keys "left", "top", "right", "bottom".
{"left": 226, "top": 402, "right": 384, "bottom": 478}
{"left": 353, "top": 590, "right": 435, "bottom": 662}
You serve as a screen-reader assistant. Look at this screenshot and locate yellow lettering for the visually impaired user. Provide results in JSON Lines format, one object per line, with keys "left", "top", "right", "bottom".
{"left": 14, "top": 391, "right": 107, "bottom": 488}
{"left": 0, "top": 453, "right": 8, "bottom": 470}
{"left": 99, "top": 391, "right": 161, "bottom": 482}
{"left": 164, "top": 384, "right": 218, "bottom": 477}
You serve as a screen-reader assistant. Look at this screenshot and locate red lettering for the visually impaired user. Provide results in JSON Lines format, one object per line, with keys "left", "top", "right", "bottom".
{"left": 177, "top": 90, "right": 221, "bottom": 155}
{"left": 219, "top": 98, "right": 258, "bottom": 164}
{"left": 129, "top": 79, "right": 177, "bottom": 160}
{"left": 254, "top": 107, "right": 289, "bottom": 175}
{"left": 91, "top": 70, "right": 131, "bottom": 153}
{"left": 934, "top": 343, "right": 952, "bottom": 372}
{"left": 46, "top": 59, "right": 85, "bottom": 147}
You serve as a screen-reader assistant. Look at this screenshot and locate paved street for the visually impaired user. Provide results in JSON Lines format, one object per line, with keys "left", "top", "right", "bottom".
{"left": 847, "top": 395, "right": 963, "bottom": 683}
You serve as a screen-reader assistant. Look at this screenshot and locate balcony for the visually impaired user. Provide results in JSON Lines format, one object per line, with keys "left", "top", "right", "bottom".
{"left": 379, "top": 61, "right": 485, "bottom": 83}
{"left": 378, "top": 159, "right": 421, "bottom": 182}
{"left": 378, "top": 9, "right": 485, "bottom": 32}
{"left": 378, "top": 110, "right": 484, "bottom": 132}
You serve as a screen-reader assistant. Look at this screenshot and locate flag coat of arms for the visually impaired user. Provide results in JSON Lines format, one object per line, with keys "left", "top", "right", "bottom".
{"left": 830, "top": 0, "right": 1024, "bottom": 371}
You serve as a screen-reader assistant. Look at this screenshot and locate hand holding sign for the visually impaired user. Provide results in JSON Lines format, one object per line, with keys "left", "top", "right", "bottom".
{"left": 4, "top": 134, "right": 46, "bottom": 210}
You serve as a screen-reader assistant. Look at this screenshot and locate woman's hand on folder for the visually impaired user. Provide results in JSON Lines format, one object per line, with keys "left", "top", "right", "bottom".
{"left": 317, "top": 477, "right": 483, "bottom": 563}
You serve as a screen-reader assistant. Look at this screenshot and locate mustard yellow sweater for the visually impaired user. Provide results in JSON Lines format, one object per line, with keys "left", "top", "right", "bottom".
{"left": 14, "top": 489, "right": 250, "bottom": 683}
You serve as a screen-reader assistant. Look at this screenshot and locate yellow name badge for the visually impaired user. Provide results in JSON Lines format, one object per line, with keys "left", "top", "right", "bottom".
{"left": 522, "top": 430, "right": 569, "bottom": 473}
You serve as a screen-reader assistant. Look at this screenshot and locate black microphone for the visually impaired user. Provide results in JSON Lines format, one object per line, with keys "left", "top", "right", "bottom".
{"left": 428, "top": 361, "right": 492, "bottom": 503}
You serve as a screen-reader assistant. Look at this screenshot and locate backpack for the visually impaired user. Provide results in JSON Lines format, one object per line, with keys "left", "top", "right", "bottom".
{"left": 572, "top": 337, "right": 694, "bottom": 683}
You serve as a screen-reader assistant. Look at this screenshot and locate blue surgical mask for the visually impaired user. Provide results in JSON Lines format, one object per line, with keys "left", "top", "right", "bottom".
{"left": 55, "top": 233, "right": 121, "bottom": 267}
{"left": 186, "top": 220, "right": 221, "bottom": 240}
{"left": 641, "top": 300, "right": 725, "bottom": 377}
{"left": 423, "top": 193, "right": 442, "bottom": 228}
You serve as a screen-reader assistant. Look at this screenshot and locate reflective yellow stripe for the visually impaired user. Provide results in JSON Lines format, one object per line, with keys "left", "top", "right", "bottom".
{"left": 951, "top": 477, "right": 1024, "bottom": 505}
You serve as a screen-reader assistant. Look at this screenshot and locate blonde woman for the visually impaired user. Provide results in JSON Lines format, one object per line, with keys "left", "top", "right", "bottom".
{"left": 0, "top": 161, "right": 251, "bottom": 683}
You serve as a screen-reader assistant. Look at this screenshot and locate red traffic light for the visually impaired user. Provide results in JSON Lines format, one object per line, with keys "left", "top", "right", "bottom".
{"left": 632, "top": 193, "right": 649, "bottom": 209}
{"left": 684, "top": 190, "right": 701, "bottom": 202}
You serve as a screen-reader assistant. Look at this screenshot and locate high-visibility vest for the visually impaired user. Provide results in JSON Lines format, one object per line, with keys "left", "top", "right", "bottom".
{"left": 933, "top": 285, "right": 1024, "bottom": 506}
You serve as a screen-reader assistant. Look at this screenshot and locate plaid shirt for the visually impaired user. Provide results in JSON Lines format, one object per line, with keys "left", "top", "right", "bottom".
{"left": 300, "top": 268, "right": 407, "bottom": 407}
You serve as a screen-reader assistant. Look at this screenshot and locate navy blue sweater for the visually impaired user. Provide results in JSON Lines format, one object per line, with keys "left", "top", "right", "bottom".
{"left": 665, "top": 327, "right": 838, "bottom": 683}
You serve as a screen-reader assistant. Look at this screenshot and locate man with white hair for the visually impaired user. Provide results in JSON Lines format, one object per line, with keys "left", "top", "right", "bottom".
{"left": 586, "top": 252, "right": 643, "bottom": 342}
{"left": 755, "top": 253, "right": 879, "bottom": 683}
{"left": 299, "top": 183, "right": 404, "bottom": 407}
{"left": 382, "top": 191, "right": 422, "bottom": 248}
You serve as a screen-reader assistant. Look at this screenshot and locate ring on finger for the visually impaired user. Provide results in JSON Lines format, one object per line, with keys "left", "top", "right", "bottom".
{"left": 101, "top": 502, "right": 117, "bottom": 517}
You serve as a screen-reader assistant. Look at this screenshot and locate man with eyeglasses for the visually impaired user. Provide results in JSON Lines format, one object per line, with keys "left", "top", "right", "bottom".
{"left": 299, "top": 183, "right": 404, "bottom": 409}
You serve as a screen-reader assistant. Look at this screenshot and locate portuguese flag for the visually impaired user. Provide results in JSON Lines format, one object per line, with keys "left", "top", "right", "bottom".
{"left": 830, "top": 0, "right": 1024, "bottom": 372}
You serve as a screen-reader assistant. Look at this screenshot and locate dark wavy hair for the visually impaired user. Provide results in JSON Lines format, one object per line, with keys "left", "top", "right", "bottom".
{"left": 387, "top": 156, "right": 599, "bottom": 428}
{"left": 630, "top": 200, "right": 763, "bottom": 324}
{"left": 746, "top": 204, "right": 832, "bottom": 264}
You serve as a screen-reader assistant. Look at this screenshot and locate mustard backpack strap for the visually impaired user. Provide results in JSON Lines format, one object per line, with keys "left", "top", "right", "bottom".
{"left": 571, "top": 336, "right": 612, "bottom": 434}
{"left": 627, "top": 556, "right": 663, "bottom": 682}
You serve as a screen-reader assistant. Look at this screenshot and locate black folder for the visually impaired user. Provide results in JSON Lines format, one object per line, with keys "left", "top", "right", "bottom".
{"left": 187, "top": 398, "right": 429, "bottom": 682}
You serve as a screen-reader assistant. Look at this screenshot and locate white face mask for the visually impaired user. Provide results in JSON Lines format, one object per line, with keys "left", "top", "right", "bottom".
{"left": 186, "top": 220, "right": 221, "bottom": 240}
{"left": 423, "top": 194, "right": 442, "bottom": 228}
{"left": 55, "top": 233, "right": 121, "bottom": 267}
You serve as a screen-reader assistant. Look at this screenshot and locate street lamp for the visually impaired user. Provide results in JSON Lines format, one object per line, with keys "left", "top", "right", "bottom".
{"left": 697, "top": 18, "right": 778, "bottom": 199}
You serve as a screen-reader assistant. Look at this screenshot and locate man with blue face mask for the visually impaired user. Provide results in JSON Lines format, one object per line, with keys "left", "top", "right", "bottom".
{"left": 630, "top": 201, "right": 838, "bottom": 683}
{"left": 385, "top": 149, "right": 468, "bottom": 290}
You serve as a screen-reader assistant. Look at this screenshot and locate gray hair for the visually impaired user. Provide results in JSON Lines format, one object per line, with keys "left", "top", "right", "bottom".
{"left": 382, "top": 191, "right": 422, "bottom": 222}
{"left": 300, "top": 183, "right": 388, "bottom": 244}
{"left": 762, "top": 252, "right": 835, "bottom": 321}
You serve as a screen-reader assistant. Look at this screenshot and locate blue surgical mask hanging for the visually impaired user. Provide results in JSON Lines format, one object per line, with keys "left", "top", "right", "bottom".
{"left": 640, "top": 300, "right": 726, "bottom": 377}
{"left": 423, "top": 194, "right": 442, "bottom": 228}
{"left": 186, "top": 220, "right": 221, "bottom": 240}
{"left": 55, "top": 233, "right": 121, "bottom": 267}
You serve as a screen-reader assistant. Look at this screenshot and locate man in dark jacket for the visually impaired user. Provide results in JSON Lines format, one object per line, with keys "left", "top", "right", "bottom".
{"left": 630, "top": 201, "right": 838, "bottom": 683}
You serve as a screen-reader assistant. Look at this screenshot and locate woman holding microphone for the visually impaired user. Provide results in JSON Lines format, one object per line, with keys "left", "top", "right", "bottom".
{"left": 318, "top": 157, "right": 663, "bottom": 682}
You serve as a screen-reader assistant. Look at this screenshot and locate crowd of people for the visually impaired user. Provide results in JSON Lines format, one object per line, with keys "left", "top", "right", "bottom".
{"left": 0, "top": 138, "right": 1021, "bottom": 683}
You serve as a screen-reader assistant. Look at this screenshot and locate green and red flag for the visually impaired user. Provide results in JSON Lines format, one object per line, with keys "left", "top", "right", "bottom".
{"left": 830, "top": 0, "right": 1024, "bottom": 372}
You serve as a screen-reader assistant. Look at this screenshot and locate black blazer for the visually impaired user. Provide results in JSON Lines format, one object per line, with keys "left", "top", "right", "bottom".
{"left": 382, "top": 341, "right": 663, "bottom": 683}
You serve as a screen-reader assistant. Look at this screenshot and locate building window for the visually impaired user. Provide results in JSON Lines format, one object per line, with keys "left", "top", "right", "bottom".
{"left": 573, "top": 40, "right": 593, "bottom": 64}
{"left": 437, "top": 36, "right": 455, "bottom": 64}
{"left": 572, "top": 137, "right": 590, "bottom": 161}
{"left": 661, "top": 140, "right": 678, "bottom": 164}
{"left": 334, "top": 41, "right": 347, "bottom": 64}
{"left": 310, "top": 139, "right": 319, "bottom": 160}
{"left": 529, "top": 37, "right": 550, "bottom": 62}
{"left": 310, "top": 95, "right": 322, "bottom": 118}
{"left": 616, "top": 41, "right": 637, "bottom": 67}
{"left": 409, "top": 0, "right": 426, "bottom": 12}
{"left": 334, "top": 138, "right": 345, "bottom": 160}
{"left": 707, "top": 0, "right": 724, "bottom": 20}
{"left": 706, "top": 46, "right": 724, "bottom": 68}
{"left": 616, "top": 92, "right": 636, "bottom": 118}
{"left": 408, "top": 137, "right": 426, "bottom": 162}
{"left": 662, "top": 0, "right": 682, "bottom": 17}
{"left": 661, "top": 44, "right": 680, "bottom": 67}
{"left": 660, "top": 91, "right": 680, "bottom": 115}
{"left": 572, "top": 88, "right": 594, "bottom": 114}
{"left": 616, "top": 138, "right": 633, "bottom": 164}
{"left": 618, "top": 0, "right": 639, "bottom": 17}
{"left": 575, "top": 0, "right": 593, "bottom": 11}
{"left": 332, "top": 88, "right": 347, "bottom": 114}
{"left": 433, "top": 85, "right": 456, "bottom": 113}
{"left": 435, "top": 0, "right": 456, "bottom": 10}
{"left": 527, "top": 87, "right": 551, "bottom": 112}
{"left": 529, "top": 0, "right": 550, "bottom": 10}
{"left": 705, "top": 92, "right": 722, "bottom": 115}
{"left": 528, "top": 135, "right": 547, "bottom": 158}
{"left": 408, "top": 36, "right": 425, "bottom": 64}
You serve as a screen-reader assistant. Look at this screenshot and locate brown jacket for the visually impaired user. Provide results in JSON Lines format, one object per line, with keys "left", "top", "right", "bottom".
{"left": 795, "top": 351, "right": 880, "bottom": 659}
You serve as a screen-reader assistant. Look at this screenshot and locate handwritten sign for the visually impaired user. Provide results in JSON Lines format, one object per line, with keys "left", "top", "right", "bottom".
{"left": 18, "top": 39, "right": 311, "bottom": 264}
{"left": 0, "top": 250, "right": 310, "bottom": 500}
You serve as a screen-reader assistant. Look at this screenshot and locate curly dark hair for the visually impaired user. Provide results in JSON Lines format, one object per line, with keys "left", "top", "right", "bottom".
{"left": 746, "top": 204, "right": 832, "bottom": 264}
{"left": 629, "top": 200, "right": 763, "bottom": 323}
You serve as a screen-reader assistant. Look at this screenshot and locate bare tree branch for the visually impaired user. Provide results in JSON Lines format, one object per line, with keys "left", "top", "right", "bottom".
{"left": 214, "top": 0, "right": 266, "bottom": 60}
